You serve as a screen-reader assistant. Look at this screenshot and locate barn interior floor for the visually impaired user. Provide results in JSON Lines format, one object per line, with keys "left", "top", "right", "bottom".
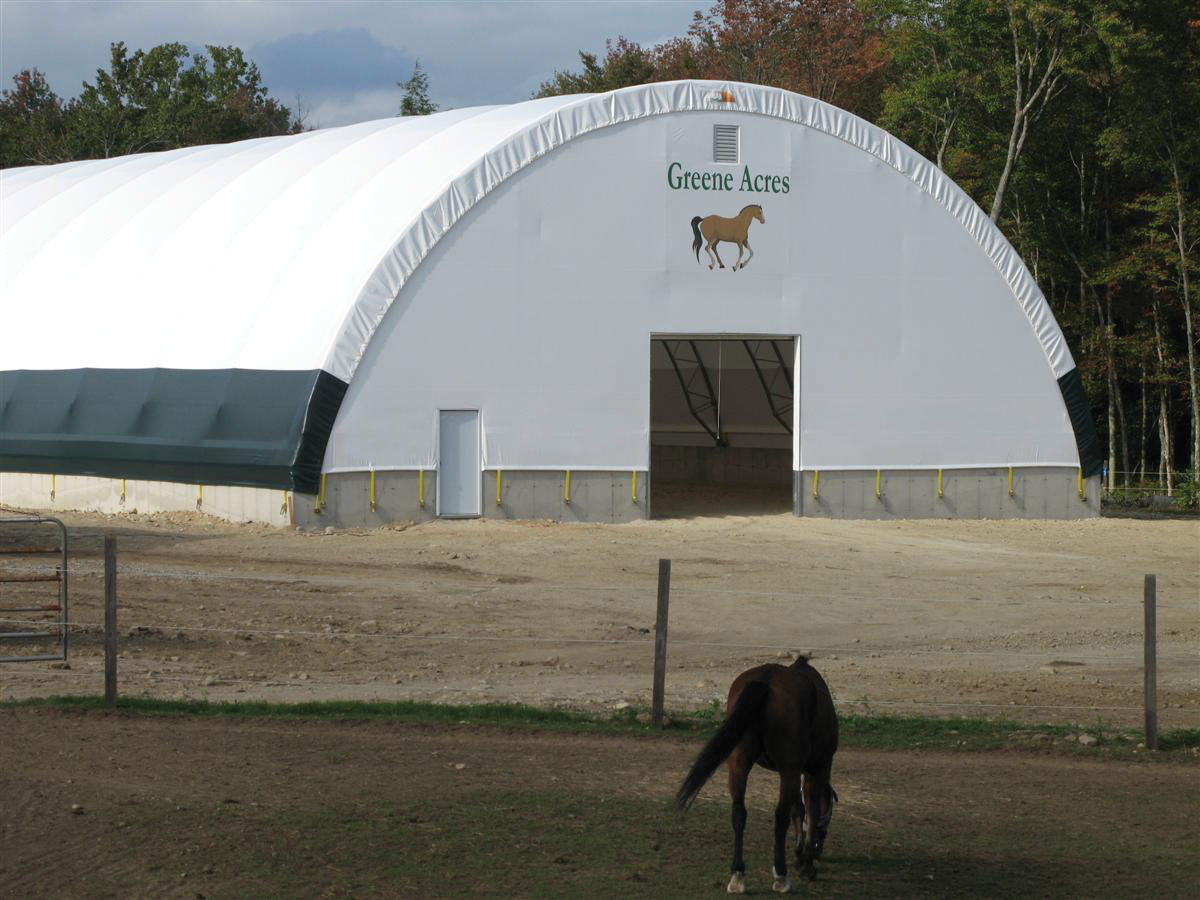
{"left": 650, "top": 479, "right": 792, "bottom": 519}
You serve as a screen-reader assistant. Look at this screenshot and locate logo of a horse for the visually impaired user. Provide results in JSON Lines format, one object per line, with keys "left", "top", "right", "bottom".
{"left": 691, "top": 205, "right": 764, "bottom": 271}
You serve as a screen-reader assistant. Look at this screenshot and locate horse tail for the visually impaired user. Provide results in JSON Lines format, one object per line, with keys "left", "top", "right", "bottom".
{"left": 691, "top": 216, "right": 703, "bottom": 262}
{"left": 676, "top": 680, "right": 769, "bottom": 811}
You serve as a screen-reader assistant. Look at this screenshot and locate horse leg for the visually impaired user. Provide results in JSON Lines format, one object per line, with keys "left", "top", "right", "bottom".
{"left": 732, "top": 241, "right": 744, "bottom": 272}
{"left": 741, "top": 240, "right": 754, "bottom": 269}
{"left": 797, "top": 769, "right": 822, "bottom": 880}
{"left": 710, "top": 240, "right": 726, "bottom": 269}
{"left": 772, "top": 772, "right": 799, "bottom": 893}
{"left": 791, "top": 779, "right": 805, "bottom": 863}
{"left": 705, "top": 240, "right": 719, "bottom": 270}
{"left": 726, "top": 750, "right": 752, "bottom": 893}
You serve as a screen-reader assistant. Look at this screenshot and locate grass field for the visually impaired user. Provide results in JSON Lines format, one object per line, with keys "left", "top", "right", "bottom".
{"left": 2, "top": 701, "right": 1197, "bottom": 898}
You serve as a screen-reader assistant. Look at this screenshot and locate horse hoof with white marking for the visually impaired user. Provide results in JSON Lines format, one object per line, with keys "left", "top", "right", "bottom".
{"left": 727, "top": 871, "right": 745, "bottom": 893}
{"left": 772, "top": 867, "right": 793, "bottom": 892}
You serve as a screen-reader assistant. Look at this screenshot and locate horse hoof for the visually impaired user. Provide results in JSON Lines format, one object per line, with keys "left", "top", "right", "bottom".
{"left": 727, "top": 872, "right": 746, "bottom": 893}
{"left": 772, "top": 868, "right": 793, "bottom": 893}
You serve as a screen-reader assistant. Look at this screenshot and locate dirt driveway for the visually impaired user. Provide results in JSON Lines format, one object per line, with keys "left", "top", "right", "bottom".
{"left": 1, "top": 509, "right": 1197, "bottom": 726}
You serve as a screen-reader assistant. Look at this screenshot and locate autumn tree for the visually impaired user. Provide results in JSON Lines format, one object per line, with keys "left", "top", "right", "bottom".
{"left": 689, "top": 0, "right": 887, "bottom": 116}
{"left": 536, "top": 2, "right": 886, "bottom": 119}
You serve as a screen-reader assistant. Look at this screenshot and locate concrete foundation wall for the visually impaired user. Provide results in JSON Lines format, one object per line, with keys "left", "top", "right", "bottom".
{"left": 2, "top": 466, "right": 1099, "bottom": 525}
{"left": 794, "top": 468, "right": 1101, "bottom": 519}
{"left": 0, "top": 473, "right": 293, "bottom": 526}
{"left": 651, "top": 445, "right": 791, "bottom": 486}
{"left": 486, "top": 470, "right": 648, "bottom": 523}
{"left": 293, "top": 469, "right": 649, "bottom": 528}
{"left": 293, "top": 470, "right": 438, "bottom": 530}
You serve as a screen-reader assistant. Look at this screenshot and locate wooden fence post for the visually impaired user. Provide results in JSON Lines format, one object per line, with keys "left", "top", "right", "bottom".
{"left": 652, "top": 559, "right": 671, "bottom": 729}
{"left": 1144, "top": 574, "right": 1157, "bottom": 751}
{"left": 104, "top": 535, "right": 117, "bottom": 709}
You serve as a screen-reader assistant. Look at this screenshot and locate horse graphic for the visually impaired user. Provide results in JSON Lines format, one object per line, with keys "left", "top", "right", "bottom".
{"left": 691, "top": 204, "right": 764, "bottom": 271}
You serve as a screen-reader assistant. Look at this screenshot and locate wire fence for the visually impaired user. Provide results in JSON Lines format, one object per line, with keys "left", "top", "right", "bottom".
{"left": 4, "top": 556, "right": 1198, "bottom": 611}
{"left": 1, "top": 615, "right": 1196, "bottom": 665}
{"left": 2, "top": 524, "right": 1197, "bottom": 723}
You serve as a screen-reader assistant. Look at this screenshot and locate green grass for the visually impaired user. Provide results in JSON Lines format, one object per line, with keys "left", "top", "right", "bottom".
{"left": 5, "top": 694, "right": 1197, "bottom": 760}
{"left": 52, "top": 778, "right": 1200, "bottom": 898}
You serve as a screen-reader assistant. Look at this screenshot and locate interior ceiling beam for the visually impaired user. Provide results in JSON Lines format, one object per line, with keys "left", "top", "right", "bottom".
{"left": 742, "top": 339, "right": 793, "bottom": 434}
{"left": 659, "top": 339, "right": 725, "bottom": 445}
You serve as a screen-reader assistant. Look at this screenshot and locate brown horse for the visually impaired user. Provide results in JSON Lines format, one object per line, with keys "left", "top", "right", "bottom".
{"left": 676, "top": 656, "right": 839, "bottom": 893}
{"left": 691, "top": 204, "right": 764, "bottom": 271}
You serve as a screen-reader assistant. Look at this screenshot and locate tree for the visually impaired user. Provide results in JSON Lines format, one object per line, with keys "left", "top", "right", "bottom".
{"left": 1096, "top": 0, "right": 1200, "bottom": 475}
{"left": 689, "top": 0, "right": 887, "bottom": 117}
{"left": 536, "top": 3, "right": 886, "bottom": 120}
{"left": 399, "top": 61, "right": 437, "bottom": 116}
{"left": 871, "top": 0, "right": 1082, "bottom": 223}
{"left": 0, "top": 69, "right": 74, "bottom": 167}
{"left": 68, "top": 42, "right": 299, "bottom": 159}
{"left": 1, "top": 43, "right": 301, "bottom": 168}
{"left": 536, "top": 38, "right": 660, "bottom": 97}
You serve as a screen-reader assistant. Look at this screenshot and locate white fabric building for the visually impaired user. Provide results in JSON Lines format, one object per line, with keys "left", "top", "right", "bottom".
{"left": 0, "top": 81, "right": 1101, "bottom": 523}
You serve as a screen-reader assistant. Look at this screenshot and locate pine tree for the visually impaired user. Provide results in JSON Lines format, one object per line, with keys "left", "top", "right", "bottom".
{"left": 399, "top": 61, "right": 437, "bottom": 116}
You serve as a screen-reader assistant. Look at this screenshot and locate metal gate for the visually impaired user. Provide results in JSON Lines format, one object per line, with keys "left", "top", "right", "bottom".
{"left": 0, "top": 515, "right": 69, "bottom": 663}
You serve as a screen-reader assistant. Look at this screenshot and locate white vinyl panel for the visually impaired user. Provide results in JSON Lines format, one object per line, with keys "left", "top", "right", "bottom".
{"left": 327, "top": 111, "right": 1077, "bottom": 473}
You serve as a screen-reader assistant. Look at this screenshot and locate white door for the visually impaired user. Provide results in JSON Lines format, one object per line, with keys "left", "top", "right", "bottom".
{"left": 438, "top": 410, "right": 481, "bottom": 517}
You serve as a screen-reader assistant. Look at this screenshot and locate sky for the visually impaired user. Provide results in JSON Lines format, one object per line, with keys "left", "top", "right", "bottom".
{"left": 0, "top": 0, "right": 698, "bottom": 128}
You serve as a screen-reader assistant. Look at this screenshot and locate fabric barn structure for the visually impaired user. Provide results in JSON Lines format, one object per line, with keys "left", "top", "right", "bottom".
{"left": 0, "top": 81, "right": 1101, "bottom": 525}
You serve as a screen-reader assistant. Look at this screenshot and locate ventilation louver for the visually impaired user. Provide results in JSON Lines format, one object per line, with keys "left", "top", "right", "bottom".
{"left": 713, "top": 125, "right": 740, "bottom": 163}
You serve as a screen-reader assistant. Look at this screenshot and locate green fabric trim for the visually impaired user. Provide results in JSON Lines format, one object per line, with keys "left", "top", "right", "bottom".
{"left": 0, "top": 368, "right": 347, "bottom": 492}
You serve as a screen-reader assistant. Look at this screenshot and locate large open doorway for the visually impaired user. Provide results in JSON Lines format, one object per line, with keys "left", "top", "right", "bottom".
{"left": 650, "top": 336, "right": 795, "bottom": 518}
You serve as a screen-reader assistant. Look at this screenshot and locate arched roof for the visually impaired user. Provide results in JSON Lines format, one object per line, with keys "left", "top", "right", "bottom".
{"left": 0, "top": 81, "right": 1099, "bottom": 491}
{"left": 2, "top": 80, "right": 1073, "bottom": 382}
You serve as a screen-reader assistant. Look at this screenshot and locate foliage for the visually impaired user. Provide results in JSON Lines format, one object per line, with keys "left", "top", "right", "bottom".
{"left": 0, "top": 69, "right": 74, "bottom": 165}
{"left": 0, "top": 42, "right": 300, "bottom": 168}
{"left": 536, "top": 38, "right": 660, "bottom": 97}
{"left": 398, "top": 60, "right": 438, "bottom": 116}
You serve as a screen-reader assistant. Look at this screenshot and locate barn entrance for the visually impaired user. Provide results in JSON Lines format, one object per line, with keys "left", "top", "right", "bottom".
{"left": 649, "top": 336, "right": 795, "bottom": 518}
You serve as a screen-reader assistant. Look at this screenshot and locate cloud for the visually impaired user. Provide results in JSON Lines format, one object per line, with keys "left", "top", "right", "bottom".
{"left": 252, "top": 28, "right": 413, "bottom": 98}
{"left": 303, "top": 88, "right": 401, "bottom": 131}
{"left": 1, "top": 0, "right": 698, "bottom": 127}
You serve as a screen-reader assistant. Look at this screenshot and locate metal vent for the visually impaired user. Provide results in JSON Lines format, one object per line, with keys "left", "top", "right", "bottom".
{"left": 713, "top": 124, "right": 739, "bottom": 163}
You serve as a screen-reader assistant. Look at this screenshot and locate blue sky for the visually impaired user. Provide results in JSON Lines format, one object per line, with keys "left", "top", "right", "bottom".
{"left": 0, "top": 0, "right": 697, "bottom": 127}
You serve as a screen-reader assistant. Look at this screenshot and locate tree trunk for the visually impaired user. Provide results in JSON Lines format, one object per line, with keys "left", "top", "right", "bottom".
{"left": 1152, "top": 301, "right": 1173, "bottom": 494}
{"left": 1169, "top": 156, "right": 1198, "bottom": 477}
{"left": 990, "top": 2, "right": 1063, "bottom": 224}
{"left": 1107, "top": 366, "right": 1117, "bottom": 490}
{"left": 1138, "top": 364, "right": 1147, "bottom": 481}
